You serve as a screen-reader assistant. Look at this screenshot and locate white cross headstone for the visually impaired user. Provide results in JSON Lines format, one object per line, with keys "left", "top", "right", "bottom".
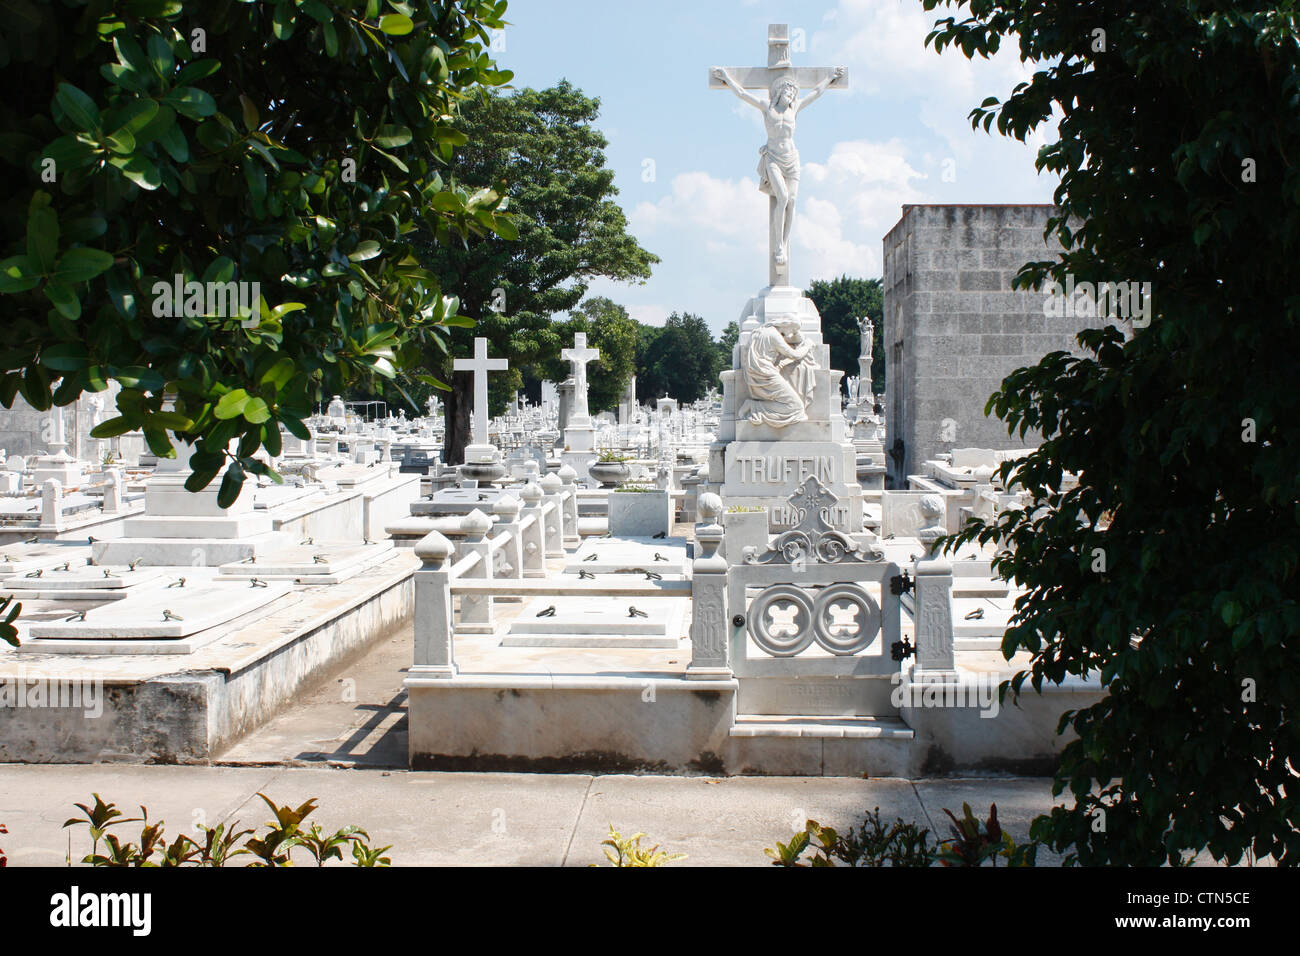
{"left": 454, "top": 336, "right": 508, "bottom": 462}
{"left": 560, "top": 332, "right": 600, "bottom": 429}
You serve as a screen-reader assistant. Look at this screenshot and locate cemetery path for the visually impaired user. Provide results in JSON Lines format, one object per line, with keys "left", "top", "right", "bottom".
{"left": 0, "top": 762, "right": 1060, "bottom": 866}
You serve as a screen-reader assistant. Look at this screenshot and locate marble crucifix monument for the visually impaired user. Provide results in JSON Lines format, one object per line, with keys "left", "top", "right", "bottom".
{"left": 560, "top": 331, "right": 601, "bottom": 477}
{"left": 454, "top": 336, "right": 508, "bottom": 483}
{"left": 710, "top": 23, "right": 847, "bottom": 288}
{"left": 706, "top": 24, "right": 865, "bottom": 537}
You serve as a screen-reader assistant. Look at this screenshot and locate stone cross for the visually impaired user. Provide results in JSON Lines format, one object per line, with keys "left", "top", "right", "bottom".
{"left": 453, "top": 337, "right": 508, "bottom": 448}
{"left": 710, "top": 24, "right": 847, "bottom": 287}
{"left": 560, "top": 332, "right": 600, "bottom": 428}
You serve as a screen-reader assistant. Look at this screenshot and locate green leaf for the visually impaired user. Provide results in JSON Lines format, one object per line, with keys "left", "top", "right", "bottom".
{"left": 377, "top": 13, "right": 414, "bottom": 35}
{"left": 40, "top": 344, "right": 89, "bottom": 372}
{"left": 217, "top": 461, "right": 245, "bottom": 509}
{"left": 27, "top": 194, "right": 59, "bottom": 275}
{"left": 242, "top": 397, "right": 271, "bottom": 424}
{"left": 239, "top": 94, "right": 259, "bottom": 132}
{"left": 44, "top": 282, "right": 81, "bottom": 320}
{"left": 348, "top": 240, "right": 382, "bottom": 262}
{"left": 282, "top": 416, "right": 311, "bottom": 441}
{"left": 164, "top": 86, "right": 217, "bottom": 120}
{"left": 260, "top": 357, "right": 295, "bottom": 389}
{"left": 90, "top": 416, "right": 138, "bottom": 439}
{"left": 0, "top": 255, "right": 41, "bottom": 293}
{"left": 52, "top": 248, "right": 114, "bottom": 284}
{"left": 374, "top": 124, "right": 412, "bottom": 148}
{"left": 213, "top": 389, "right": 250, "bottom": 420}
{"left": 176, "top": 58, "right": 220, "bottom": 84}
{"left": 54, "top": 83, "right": 100, "bottom": 131}
{"left": 108, "top": 154, "right": 162, "bottom": 190}
{"left": 146, "top": 32, "right": 174, "bottom": 76}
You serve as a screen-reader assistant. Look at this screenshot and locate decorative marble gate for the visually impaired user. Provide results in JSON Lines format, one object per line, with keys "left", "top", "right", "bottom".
{"left": 723, "top": 476, "right": 904, "bottom": 715}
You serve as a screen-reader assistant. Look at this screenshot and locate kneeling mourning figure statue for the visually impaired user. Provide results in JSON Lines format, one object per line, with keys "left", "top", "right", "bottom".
{"left": 739, "top": 316, "right": 818, "bottom": 428}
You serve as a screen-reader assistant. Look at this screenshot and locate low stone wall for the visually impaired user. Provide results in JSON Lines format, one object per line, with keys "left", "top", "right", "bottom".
{"left": 0, "top": 562, "right": 414, "bottom": 763}
{"left": 405, "top": 672, "right": 1102, "bottom": 777}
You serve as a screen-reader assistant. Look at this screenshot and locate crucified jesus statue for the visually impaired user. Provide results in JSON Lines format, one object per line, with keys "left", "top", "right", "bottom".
{"left": 711, "top": 64, "right": 845, "bottom": 276}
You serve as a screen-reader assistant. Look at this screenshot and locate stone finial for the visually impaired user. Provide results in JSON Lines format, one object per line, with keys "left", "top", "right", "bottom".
{"left": 919, "top": 494, "right": 944, "bottom": 520}
{"left": 540, "top": 473, "right": 562, "bottom": 493}
{"left": 556, "top": 464, "right": 578, "bottom": 486}
{"left": 414, "top": 530, "right": 454, "bottom": 568}
{"left": 696, "top": 522, "right": 724, "bottom": 562}
{"left": 492, "top": 494, "right": 522, "bottom": 521}
{"left": 461, "top": 508, "right": 493, "bottom": 539}
{"left": 698, "top": 492, "right": 723, "bottom": 521}
{"left": 520, "top": 481, "right": 543, "bottom": 505}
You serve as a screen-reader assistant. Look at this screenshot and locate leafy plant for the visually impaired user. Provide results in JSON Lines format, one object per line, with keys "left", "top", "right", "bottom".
{"left": 63, "top": 792, "right": 390, "bottom": 867}
{"left": 244, "top": 793, "right": 318, "bottom": 867}
{"left": 192, "top": 822, "right": 254, "bottom": 868}
{"left": 613, "top": 484, "right": 654, "bottom": 493}
{"left": 296, "top": 822, "right": 367, "bottom": 867}
{"left": 936, "top": 803, "right": 1021, "bottom": 868}
{"left": 597, "top": 451, "right": 632, "bottom": 462}
{"left": 928, "top": 0, "right": 1300, "bottom": 867}
{"left": 766, "top": 809, "right": 935, "bottom": 867}
{"left": 0, "top": 823, "right": 8, "bottom": 868}
{"left": 0, "top": 595, "right": 20, "bottom": 648}
{"left": 1, "top": 0, "right": 514, "bottom": 517}
{"left": 597, "top": 826, "right": 686, "bottom": 867}
{"left": 351, "top": 840, "right": 393, "bottom": 867}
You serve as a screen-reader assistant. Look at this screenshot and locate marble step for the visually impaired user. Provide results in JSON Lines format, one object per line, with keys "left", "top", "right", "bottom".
{"left": 730, "top": 714, "right": 914, "bottom": 739}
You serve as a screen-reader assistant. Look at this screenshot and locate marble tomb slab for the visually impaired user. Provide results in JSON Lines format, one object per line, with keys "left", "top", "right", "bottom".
{"left": 502, "top": 595, "right": 687, "bottom": 648}
{"left": 563, "top": 537, "right": 689, "bottom": 575}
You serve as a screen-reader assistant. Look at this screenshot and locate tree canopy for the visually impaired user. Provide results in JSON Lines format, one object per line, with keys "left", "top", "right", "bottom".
{"left": 636, "top": 312, "right": 719, "bottom": 405}
{"left": 807, "top": 275, "right": 883, "bottom": 396}
{"left": 412, "top": 80, "right": 657, "bottom": 461}
{"left": 930, "top": 0, "right": 1300, "bottom": 865}
{"left": 0, "top": 0, "right": 513, "bottom": 505}
{"left": 537, "top": 296, "right": 639, "bottom": 415}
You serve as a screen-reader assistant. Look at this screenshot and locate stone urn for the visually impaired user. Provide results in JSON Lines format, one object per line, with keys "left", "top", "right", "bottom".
{"left": 588, "top": 459, "right": 631, "bottom": 488}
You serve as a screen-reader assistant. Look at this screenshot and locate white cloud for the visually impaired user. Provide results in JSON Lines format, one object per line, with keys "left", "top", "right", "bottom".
{"left": 631, "top": 171, "right": 766, "bottom": 249}
{"left": 627, "top": 303, "right": 671, "bottom": 327}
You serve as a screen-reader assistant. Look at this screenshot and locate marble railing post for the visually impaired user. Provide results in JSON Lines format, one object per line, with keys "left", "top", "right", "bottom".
{"left": 913, "top": 556, "right": 956, "bottom": 677}
{"left": 412, "top": 530, "right": 456, "bottom": 676}
{"left": 539, "top": 473, "right": 565, "bottom": 558}
{"left": 519, "top": 481, "right": 547, "bottom": 577}
{"left": 492, "top": 494, "right": 524, "bottom": 583}
{"left": 557, "top": 464, "right": 581, "bottom": 546}
{"left": 41, "top": 478, "right": 64, "bottom": 530}
{"left": 457, "top": 509, "right": 497, "bottom": 634}
{"left": 686, "top": 493, "right": 731, "bottom": 678}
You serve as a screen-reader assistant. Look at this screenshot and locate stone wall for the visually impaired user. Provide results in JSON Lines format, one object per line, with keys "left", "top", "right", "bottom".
{"left": 882, "top": 205, "right": 1091, "bottom": 486}
{"left": 0, "top": 389, "right": 119, "bottom": 463}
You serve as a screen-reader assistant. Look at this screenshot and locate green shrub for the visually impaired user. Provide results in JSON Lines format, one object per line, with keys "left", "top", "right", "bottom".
{"left": 63, "top": 791, "right": 389, "bottom": 867}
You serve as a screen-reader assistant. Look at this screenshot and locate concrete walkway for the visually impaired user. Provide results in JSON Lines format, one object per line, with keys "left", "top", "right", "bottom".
{"left": 0, "top": 763, "right": 1061, "bottom": 866}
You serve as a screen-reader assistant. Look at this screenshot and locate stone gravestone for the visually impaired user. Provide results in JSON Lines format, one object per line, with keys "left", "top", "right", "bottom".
{"left": 706, "top": 25, "right": 861, "bottom": 534}
{"left": 453, "top": 336, "right": 508, "bottom": 483}
{"left": 560, "top": 332, "right": 601, "bottom": 477}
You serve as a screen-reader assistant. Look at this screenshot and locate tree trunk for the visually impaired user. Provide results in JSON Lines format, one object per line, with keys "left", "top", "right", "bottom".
{"left": 442, "top": 369, "right": 473, "bottom": 466}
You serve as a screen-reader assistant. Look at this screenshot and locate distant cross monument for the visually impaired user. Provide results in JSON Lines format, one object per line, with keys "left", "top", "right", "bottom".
{"left": 454, "top": 336, "right": 508, "bottom": 463}
{"left": 560, "top": 331, "right": 601, "bottom": 477}
{"left": 561, "top": 332, "right": 600, "bottom": 429}
{"left": 710, "top": 23, "right": 847, "bottom": 287}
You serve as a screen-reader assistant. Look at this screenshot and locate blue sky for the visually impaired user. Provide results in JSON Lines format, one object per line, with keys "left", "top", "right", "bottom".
{"left": 491, "top": 0, "right": 1058, "bottom": 334}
